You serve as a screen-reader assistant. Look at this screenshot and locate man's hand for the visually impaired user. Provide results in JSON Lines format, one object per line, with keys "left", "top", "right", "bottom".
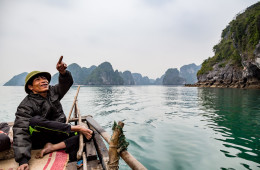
{"left": 56, "top": 56, "right": 67, "bottom": 75}
{"left": 17, "top": 163, "right": 29, "bottom": 170}
{"left": 71, "top": 125, "right": 93, "bottom": 140}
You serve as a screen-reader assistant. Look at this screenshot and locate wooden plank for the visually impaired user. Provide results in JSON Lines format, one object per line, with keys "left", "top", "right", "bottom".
{"left": 66, "top": 162, "right": 77, "bottom": 170}
{"left": 66, "top": 160, "right": 102, "bottom": 170}
{"left": 68, "top": 116, "right": 87, "bottom": 123}
{"left": 88, "top": 124, "right": 109, "bottom": 170}
{"left": 87, "top": 160, "right": 103, "bottom": 170}
{"left": 86, "top": 139, "right": 97, "bottom": 161}
{"left": 86, "top": 116, "right": 110, "bottom": 143}
{"left": 83, "top": 121, "right": 98, "bottom": 161}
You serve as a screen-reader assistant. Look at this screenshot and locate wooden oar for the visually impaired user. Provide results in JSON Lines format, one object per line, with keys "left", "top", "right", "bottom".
{"left": 66, "top": 86, "right": 80, "bottom": 124}
{"left": 86, "top": 115, "right": 147, "bottom": 170}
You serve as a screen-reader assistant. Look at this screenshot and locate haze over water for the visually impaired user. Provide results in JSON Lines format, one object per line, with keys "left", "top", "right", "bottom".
{"left": 0, "top": 86, "right": 259, "bottom": 170}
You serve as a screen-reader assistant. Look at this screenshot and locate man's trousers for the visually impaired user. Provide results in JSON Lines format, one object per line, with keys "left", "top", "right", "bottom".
{"left": 29, "top": 115, "right": 81, "bottom": 161}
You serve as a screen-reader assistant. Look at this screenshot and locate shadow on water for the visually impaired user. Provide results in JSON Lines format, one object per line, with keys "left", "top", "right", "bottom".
{"left": 198, "top": 88, "right": 260, "bottom": 168}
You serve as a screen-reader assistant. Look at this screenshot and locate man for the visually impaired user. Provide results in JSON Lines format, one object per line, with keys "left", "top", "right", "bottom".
{"left": 13, "top": 56, "right": 93, "bottom": 170}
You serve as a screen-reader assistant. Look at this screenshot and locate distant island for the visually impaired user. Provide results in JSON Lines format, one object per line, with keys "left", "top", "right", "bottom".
{"left": 4, "top": 62, "right": 201, "bottom": 86}
{"left": 193, "top": 2, "right": 260, "bottom": 89}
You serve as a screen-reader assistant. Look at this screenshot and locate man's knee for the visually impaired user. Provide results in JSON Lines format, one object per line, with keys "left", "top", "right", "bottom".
{"left": 0, "top": 133, "right": 11, "bottom": 152}
{"left": 29, "top": 115, "right": 46, "bottom": 127}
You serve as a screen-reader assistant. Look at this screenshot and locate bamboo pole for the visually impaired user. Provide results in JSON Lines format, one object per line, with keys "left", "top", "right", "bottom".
{"left": 66, "top": 85, "right": 80, "bottom": 124}
{"left": 76, "top": 101, "right": 84, "bottom": 160}
{"left": 86, "top": 116, "right": 147, "bottom": 170}
{"left": 83, "top": 152, "right": 87, "bottom": 170}
{"left": 74, "top": 101, "right": 78, "bottom": 120}
{"left": 108, "top": 121, "right": 124, "bottom": 170}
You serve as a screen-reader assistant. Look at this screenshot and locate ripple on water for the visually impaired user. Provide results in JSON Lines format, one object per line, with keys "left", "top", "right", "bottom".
{"left": 2, "top": 86, "right": 260, "bottom": 169}
{"left": 98, "top": 110, "right": 118, "bottom": 116}
{"left": 128, "top": 139, "right": 145, "bottom": 151}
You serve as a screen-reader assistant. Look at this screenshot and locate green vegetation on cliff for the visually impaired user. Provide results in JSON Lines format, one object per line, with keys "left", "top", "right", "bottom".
{"left": 86, "top": 62, "right": 124, "bottom": 85}
{"left": 198, "top": 2, "right": 260, "bottom": 75}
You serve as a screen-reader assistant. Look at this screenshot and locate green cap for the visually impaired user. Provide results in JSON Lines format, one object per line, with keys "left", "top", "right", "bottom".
{"left": 25, "top": 71, "right": 51, "bottom": 94}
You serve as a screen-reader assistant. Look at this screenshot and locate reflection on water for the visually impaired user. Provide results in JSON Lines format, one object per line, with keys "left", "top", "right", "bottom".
{"left": 198, "top": 88, "right": 260, "bottom": 169}
{"left": 0, "top": 86, "right": 260, "bottom": 169}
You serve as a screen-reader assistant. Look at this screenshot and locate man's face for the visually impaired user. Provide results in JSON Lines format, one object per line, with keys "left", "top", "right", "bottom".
{"left": 28, "top": 76, "right": 49, "bottom": 94}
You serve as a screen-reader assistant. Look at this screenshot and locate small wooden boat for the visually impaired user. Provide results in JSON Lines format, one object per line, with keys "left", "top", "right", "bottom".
{"left": 0, "top": 86, "right": 147, "bottom": 170}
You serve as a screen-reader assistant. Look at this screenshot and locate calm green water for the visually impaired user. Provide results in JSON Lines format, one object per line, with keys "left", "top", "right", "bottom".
{"left": 0, "top": 86, "right": 260, "bottom": 170}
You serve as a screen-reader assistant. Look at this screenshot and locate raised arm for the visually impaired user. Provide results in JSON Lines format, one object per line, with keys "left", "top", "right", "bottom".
{"left": 54, "top": 56, "right": 73, "bottom": 100}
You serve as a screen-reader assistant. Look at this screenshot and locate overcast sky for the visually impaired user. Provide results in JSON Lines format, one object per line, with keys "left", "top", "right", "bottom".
{"left": 0, "top": 0, "right": 259, "bottom": 84}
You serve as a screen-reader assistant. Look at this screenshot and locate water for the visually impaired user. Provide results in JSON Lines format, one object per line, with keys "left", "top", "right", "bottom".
{"left": 0, "top": 86, "right": 260, "bottom": 170}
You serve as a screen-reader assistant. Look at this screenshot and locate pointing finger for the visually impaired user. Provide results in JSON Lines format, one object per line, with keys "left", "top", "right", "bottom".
{"left": 58, "top": 56, "right": 63, "bottom": 64}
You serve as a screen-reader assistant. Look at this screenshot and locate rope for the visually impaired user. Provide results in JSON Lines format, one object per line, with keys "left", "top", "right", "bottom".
{"left": 111, "top": 121, "right": 129, "bottom": 154}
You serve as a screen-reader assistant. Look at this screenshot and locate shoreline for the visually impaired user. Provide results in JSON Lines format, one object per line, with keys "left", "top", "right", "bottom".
{"left": 185, "top": 82, "right": 260, "bottom": 89}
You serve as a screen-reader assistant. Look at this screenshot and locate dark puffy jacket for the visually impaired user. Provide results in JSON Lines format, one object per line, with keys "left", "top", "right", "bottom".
{"left": 13, "top": 71, "right": 73, "bottom": 165}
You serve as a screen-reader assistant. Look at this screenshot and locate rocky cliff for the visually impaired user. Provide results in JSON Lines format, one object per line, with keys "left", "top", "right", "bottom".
{"left": 195, "top": 2, "right": 260, "bottom": 89}
{"left": 163, "top": 68, "right": 185, "bottom": 85}
{"left": 120, "top": 71, "right": 135, "bottom": 85}
{"left": 4, "top": 72, "right": 28, "bottom": 86}
{"left": 132, "top": 73, "right": 151, "bottom": 85}
{"left": 180, "top": 63, "right": 201, "bottom": 84}
{"left": 86, "top": 62, "right": 124, "bottom": 85}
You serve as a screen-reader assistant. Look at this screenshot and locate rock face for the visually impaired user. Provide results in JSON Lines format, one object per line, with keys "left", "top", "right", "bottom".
{"left": 132, "top": 73, "right": 151, "bottom": 85}
{"left": 120, "top": 71, "right": 135, "bottom": 85}
{"left": 180, "top": 63, "right": 201, "bottom": 84}
{"left": 4, "top": 72, "right": 28, "bottom": 86}
{"left": 154, "top": 75, "right": 164, "bottom": 85}
{"left": 196, "top": 61, "right": 244, "bottom": 88}
{"left": 86, "top": 62, "right": 124, "bottom": 85}
{"left": 195, "top": 2, "right": 260, "bottom": 89}
{"left": 196, "top": 44, "right": 260, "bottom": 89}
{"left": 163, "top": 68, "right": 185, "bottom": 85}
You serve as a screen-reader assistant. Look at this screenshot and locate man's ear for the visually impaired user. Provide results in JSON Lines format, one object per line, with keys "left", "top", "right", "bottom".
{"left": 28, "top": 85, "right": 33, "bottom": 91}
